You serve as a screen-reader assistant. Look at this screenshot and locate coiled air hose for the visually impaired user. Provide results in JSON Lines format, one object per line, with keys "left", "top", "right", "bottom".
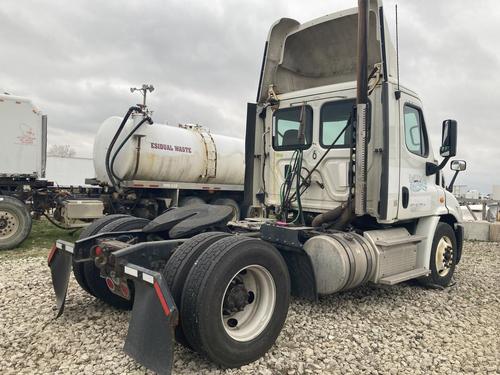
{"left": 109, "top": 115, "right": 153, "bottom": 183}
{"left": 104, "top": 106, "right": 141, "bottom": 190}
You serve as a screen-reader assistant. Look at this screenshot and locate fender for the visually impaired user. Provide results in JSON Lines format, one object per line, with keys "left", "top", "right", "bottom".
{"left": 414, "top": 216, "right": 441, "bottom": 270}
{"left": 415, "top": 213, "right": 463, "bottom": 270}
{"left": 260, "top": 224, "right": 317, "bottom": 301}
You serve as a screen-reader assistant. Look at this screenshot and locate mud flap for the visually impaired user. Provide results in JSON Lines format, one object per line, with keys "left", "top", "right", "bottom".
{"left": 48, "top": 241, "right": 74, "bottom": 318}
{"left": 124, "top": 268, "right": 178, "bottom": 375}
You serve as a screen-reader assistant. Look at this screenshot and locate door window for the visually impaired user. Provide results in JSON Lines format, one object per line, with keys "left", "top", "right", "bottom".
{"left": 273, "top": 106, "right": 312, "bottom": 151}
{"left": 320, "top": 99, "right": 355, "bottom": 148}
{"left": 403, "top": 105, "right": 428, "bottom": 157}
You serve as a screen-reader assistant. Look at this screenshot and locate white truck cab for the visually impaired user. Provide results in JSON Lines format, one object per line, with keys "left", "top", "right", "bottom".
{"left": 243, "top": 0, "right": 466, "bottom": 289}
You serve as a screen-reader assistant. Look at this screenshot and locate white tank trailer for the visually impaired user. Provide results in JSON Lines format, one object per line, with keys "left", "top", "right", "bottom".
{"left": 90, "top": 106, "right": 246, "bottom": 220}
{"left": 94, "top": 116, "right": 244, "bottom": 186}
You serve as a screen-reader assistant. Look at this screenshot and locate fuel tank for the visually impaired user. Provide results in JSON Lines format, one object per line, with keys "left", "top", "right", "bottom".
{"left": 93, "top": 115, "right": 244, "bottom": 185}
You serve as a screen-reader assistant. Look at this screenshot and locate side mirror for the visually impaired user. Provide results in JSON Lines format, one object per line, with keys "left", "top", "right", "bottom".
{"left": 440, "top": 119, "right": 457, "bottom": 157}
{"left": 447, "top": 159, "right": 466, "bottom": 192}
{"left": 450, "top": 159, "right": 466, "bottom": 171}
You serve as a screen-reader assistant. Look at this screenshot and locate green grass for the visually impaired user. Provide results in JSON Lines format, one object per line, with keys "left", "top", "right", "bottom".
{"left": 0, "top": 219, "right": 82, "bottom": 259}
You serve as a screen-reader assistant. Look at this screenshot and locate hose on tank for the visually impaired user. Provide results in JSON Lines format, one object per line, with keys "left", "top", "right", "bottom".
{"left": 105, "top": 106, "right": 141, "bottom": 190}
{"left": 110, "top": 115, "right": 153, "bottom": 183}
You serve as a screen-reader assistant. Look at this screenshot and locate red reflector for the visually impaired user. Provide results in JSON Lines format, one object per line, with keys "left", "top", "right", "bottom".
{"left": 153, "top": 281, "right": 171, "bottom": 316}
{"left": 105, "top": 277, "right": 115, "bottom": 290}
{"left": 94, "top": 246, "right": 103, "bottom": 256}
{"left": 47, "top": 244, "right": 58, "bottom": 265}
{"left": 120, "top": 283, "right": 130, "bottom": 298}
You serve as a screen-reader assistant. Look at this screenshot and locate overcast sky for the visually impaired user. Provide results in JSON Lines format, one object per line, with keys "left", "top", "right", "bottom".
{"left": 1, "top": 0, "right": 499, "bottom": 193}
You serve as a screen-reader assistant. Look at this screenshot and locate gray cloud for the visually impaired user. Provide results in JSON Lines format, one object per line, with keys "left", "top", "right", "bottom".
{"left": 1, "top": 0, "right": 498, "bottom": 192}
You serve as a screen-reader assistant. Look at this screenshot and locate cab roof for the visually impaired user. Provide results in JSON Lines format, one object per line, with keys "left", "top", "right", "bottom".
{"left": 257, "top": 0, "right": 397, "bottom": 103}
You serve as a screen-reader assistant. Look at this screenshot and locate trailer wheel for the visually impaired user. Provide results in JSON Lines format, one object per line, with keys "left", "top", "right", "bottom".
{"left": 178, "top": 196, "right": 205, "bottom": 208}
{"left": 84, "top": 216, "right": 150, "bottom": 309}
{"left": 418, "top": 222, "right": 458, "bottom": 287}
{"left": 74, "top": 214, "right": 129, "bottom": 295}
{"left": 211, "top": 198, "right": 240, "bottom": 221}
{"left": 181, "top": 236, "right": 290, "bottom": 367}
{"left": 163, "top": 231, "right": 231, "bottom": 346}
{"left": 0, "top": 196, "right": 32, "bottom": 250}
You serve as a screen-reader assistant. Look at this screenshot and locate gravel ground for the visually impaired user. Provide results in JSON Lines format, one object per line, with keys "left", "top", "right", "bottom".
{"left": 0, "top": 241, "right": 498, "bottom": 375}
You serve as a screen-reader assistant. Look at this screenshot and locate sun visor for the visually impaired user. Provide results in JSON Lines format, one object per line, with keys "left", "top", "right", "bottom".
{"left": 257, "top": 1, "right": 396, "bottom": 103}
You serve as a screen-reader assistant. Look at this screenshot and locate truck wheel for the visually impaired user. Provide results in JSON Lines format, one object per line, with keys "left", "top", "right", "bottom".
{"left": 211, "top": 198, "right": 240, "bottom": 221}
{"left": 83, "top": 216, "right": 150, "bottom": 309}
{"left": 181, "top": 236, "right": 290, "bottom": 367}
{"left": 0, "top": 196, "right": 32, "bottom": 250}
{"left": 418, "top": 222, "right": 458, "bottom": 287}
{"left": 178, "top": 196, "right": 205, "bottom": 207}
{"left": 74, "top": 214, "right": 129, "bottom": 295}
{"left": 163, "top": 231, "right": 231, "bottom": 346}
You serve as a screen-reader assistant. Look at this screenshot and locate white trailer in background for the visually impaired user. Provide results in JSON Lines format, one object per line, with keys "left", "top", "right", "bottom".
{"left": 0, "top": 91, "right": 47, "bottom": 177}
{"left": 45, "top": 156, "right": 95, "bottom": 187}
{"left": 0, "top": 91, "right": 49, "bottom": 249}
{"left": 0, "top": 91, "right": 103, "bottom": 250}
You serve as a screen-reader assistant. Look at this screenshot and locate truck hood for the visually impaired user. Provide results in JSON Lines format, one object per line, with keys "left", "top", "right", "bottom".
{"left": 257, "top": 0, "right": 397, "bottom": 102}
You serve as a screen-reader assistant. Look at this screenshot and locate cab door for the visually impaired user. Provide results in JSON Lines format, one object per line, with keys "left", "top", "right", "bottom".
{"left": 266, "top": 98, "right": 352, "bottom": 214}
{"left": 397, "top": 93, "right": 441, "bottom": 220}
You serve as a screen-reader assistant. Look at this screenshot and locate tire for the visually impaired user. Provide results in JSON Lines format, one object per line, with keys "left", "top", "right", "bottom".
{"left": 163, "top": 231, "right": 231, "bottom": 346}
{"left": 181, "top": 236, "right": 290, "bottom": 367}
{"left": 74, "top": 214, "right": 129, "bottom": 295}
{"left": 418, "top": 222, "right": 458, "bottom": 287}
{"left": 83, "top": 216, "right": 150, "bottom": 309}
{"left": 0, "top": 196, "right": 32, "bottom": 250}
{"left": 178, "top": 196, "right": 205, "bottom": 208}
{"left": 211, "top": 198, "right": 240, "bottom": 221}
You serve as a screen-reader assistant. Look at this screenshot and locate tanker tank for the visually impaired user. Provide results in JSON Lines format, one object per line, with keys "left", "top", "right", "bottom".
{"left": 93, "top": 115, "right": 245, "bottom": 186}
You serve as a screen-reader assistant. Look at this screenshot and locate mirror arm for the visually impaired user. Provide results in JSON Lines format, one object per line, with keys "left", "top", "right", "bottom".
{"left": 426, "top": 156, "right": 450, "bottom": 176}
{"left": 447, "top": 170, "right": 460, "bottom": 192}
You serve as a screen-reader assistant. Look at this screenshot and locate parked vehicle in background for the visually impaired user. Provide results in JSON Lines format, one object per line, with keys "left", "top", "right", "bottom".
{"left": 86, "top": 84, "right": 244, "bottom": 221}
{"left": 0, "top": 91, "right": 102, "bottom": 249}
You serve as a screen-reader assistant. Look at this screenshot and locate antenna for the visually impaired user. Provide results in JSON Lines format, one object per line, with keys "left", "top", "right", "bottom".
{"left": 395, "top": 4, "right": 401, "bottom": 98}
{"left": 130, "top": 84, "right": 155, "bottom": 107}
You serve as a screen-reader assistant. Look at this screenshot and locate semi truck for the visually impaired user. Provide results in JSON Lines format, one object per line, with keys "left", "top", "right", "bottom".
{"left": 0, "top": 90, "right": 103, "bottom": 249}
{"left": 0, "top": 86, "right": 245, "bottom": 250}
{"left": 48, "top": 1, "right": 466, "bottom": 374}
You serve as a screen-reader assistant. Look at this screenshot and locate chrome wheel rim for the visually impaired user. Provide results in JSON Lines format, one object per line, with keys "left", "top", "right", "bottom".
{"left": 221, "top": 264, "right": 276, "bottom": 342}
{"left": 435, "top": 236, "right": 453, "bottom": 276}
{"left": 0, "top": 210, "right": 19, "bottom": 239}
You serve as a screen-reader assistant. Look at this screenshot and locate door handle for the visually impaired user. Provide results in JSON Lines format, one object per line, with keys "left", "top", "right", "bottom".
{"left": 402, "top": 187, "right": 409, "bottom": 208}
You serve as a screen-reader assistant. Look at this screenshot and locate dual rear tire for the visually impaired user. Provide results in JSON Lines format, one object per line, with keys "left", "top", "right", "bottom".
{"left": 77, "top": 215, "right": 290, "bottom": 367}
{"left": 75, "top": 215, "right": 150, "bottom": 309}
{"left": 165, "top": 234, "right": 290, "bottom": 368}
{"left": 73, "top": 214, "right": 129, "bottom": 295}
